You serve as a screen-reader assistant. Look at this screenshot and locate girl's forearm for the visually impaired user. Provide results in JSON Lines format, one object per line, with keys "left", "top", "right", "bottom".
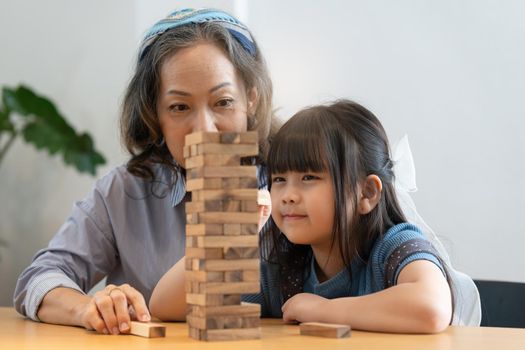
{"left": 149, "top": 256, "right": 187, "bottom": 321}
{"left": 319, "top": 262, "right": 452, "bottom": 333}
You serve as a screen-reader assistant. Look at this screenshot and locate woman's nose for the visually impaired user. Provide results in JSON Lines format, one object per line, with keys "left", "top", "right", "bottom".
{"left": 193, "top": 108, "right": 218, "bottom": 132}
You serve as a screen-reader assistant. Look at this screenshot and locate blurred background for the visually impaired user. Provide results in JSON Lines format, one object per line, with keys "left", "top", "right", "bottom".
{"left": 1, "top": 0, "right": 524, "bottom": 306}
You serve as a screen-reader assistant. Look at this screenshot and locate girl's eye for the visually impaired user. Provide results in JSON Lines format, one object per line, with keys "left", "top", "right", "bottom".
{"left": 272, "top": 176, "right": 285, "bottom": 183}
{"left": 169, "top": 103, "right": 189, "bottom": 112}
{"left": 302, "top": 174, "right": 319, "bottom": 181}
{"left": 216, "top": 98, "right": 234, "bottom": 108}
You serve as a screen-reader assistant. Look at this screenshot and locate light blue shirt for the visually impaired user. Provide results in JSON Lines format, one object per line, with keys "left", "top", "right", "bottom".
{"left": 14, "top": 164, "right": 189, "bottom": 321}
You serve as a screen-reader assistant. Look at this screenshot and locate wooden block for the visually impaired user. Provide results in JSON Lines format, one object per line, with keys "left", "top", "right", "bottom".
{"left": 241, "top": 200, "right": 258, "bottom": 212}
{"left": 223, "top": 224, "right": 241, "bottom": 235}
{"left": 239, "top": 177, "right": 259, "bottom": 188}
{"left": 203, "top": 327, "right": 261, "bottom": 341}
{"left": 129, "top": 321, "right": 166, "bottom": 338}
{"left": 186, "top": 178, "right": 223, "bottom": 191}
{"left": 185, "top": 131, "right": 221, "bottom": 146}
{"left": 196, "top": 235, "right": 258, "bottom": 248}
{"left": 299, "top": 322, "right": 351, "bottom": 338}
{"left": 187, "top": 315, "right": 260, "bottom": 330}
{"left": 191, "top": 258, "right": 259, "bottom": 271}
{"left": 197, "top": 143, "right": 259, "bottom": 156}
{"left": 242, "top": 270, "right": 260, "bottom": 282}
{"left": 185, "top": 154, "right": 242, "bottom": 169}
{"left": 190, "top": 188, "right": 258, "bottom": 202}
{"left": 186, "top": 247, "right": 224, "bottom": 259}
{"left": 197, "top": 281, "right": 260, "bottom": 294}
{"left": 196, "top": 212, "right": 260, "bottom": 225}
{"left": 187, "top": 166, "right": 257, "bottom": 180}
{"left": 223, "top": 247, "right": 259, "bottom": 259}
{"left": 224, "top": 270, "right": 243, "bottom": 282}
{"left": 186, "top": 224, "right": 223, "bottom": 236}
{"left": 220, "top": 131, "right": 258, "bottom": 144}
{"left": 186, "top": 293, "right": 241, "bottom": 306}
{"left": 190, "top": 303, "right": 260, "bottom": 318}
{"left": 240, "top": 224, "right": 258, "bottom": 235}
{"left": 186, "top": 270, "right": 224, "bottom": 282}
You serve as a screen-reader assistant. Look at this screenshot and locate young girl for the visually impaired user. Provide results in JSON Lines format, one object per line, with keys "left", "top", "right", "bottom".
{"left": 244, "top": 100, "right": 453, "bottom": 333}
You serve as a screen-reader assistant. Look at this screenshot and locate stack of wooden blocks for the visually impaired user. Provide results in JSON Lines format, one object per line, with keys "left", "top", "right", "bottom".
{"left": 183, "top": 131, "right": 262, "bottom": 341}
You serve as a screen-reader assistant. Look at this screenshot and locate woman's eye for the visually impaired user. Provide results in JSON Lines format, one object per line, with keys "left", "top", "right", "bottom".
{"left": 216, "top": 98, "right": 234, "bottom": 108}
{"left": 169, "top": 103, "right": 189, "bottom": 112}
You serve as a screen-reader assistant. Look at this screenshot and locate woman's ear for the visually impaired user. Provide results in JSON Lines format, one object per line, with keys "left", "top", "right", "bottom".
{"left": 357, "top": 175, "right": 383, "bottom": 215}
{"left": 247, "top": 87, "right": 258, "bottom": 116}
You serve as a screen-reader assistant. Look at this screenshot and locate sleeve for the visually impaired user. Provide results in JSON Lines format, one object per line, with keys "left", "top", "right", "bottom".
{"left": 13, "top": 174, "right": 119, "bottom": 321}
{"left": 384, "top": 238, "right": 446, "bottom": 288}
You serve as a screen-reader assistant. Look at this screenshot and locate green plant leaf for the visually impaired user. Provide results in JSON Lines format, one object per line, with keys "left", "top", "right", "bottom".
{"left": 1, "top": 85, "right": 106, "bottom": 175}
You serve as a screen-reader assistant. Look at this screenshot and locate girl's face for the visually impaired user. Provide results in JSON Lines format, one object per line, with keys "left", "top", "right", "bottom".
{"left": 270, "top": 170, "right": 335, "bottom": 249}
{"left": 156, "top": 42, "right": 255, "bottom": 166}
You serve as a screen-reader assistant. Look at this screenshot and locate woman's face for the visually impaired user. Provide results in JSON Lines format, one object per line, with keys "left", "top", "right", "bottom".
{"left": 156, "top": 42, "right": 255, "bottom": 166}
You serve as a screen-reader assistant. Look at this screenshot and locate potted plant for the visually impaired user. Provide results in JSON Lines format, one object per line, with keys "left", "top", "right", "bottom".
{"left": 0, "top": 84, "right": 106, "bottom": 259}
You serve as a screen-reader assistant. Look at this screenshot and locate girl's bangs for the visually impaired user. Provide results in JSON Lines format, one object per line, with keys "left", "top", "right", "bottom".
{"left": 268, "top": 117, "right": 327, "bottom": 174}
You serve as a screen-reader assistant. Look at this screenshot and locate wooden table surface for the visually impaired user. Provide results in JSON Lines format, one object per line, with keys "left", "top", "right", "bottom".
{"left": 1, "top": 307, "right": 525, "bottom": 350}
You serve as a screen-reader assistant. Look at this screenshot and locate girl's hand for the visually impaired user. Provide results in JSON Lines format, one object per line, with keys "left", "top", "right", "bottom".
{"left": 281, "top": 293, "right": 328, "bottom": 324}
{"left": 257, "top": 189, "right": 271, "bottom": 232}
{"left": 77, "top": 284, "right": 150, "bottom": 334}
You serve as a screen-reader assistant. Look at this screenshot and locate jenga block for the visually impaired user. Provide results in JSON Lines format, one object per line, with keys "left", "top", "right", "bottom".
{"left": 186, "top": 293, "right": 241, "bottom": 306}
{"left": 129, "top": 321, "right": 166, "bottom": 338}
{"left": 223, "top": 247, "right": 259, "bottom": 259}
{"left": 191, "top": 258, "right": 259, "bottom": 271}
{"left": 186, "top": 224, "right": 223, "bottom": 236}
{"left": 187, "top": 315, "right": 260, "bottom": 330}
{"left": 220, "top": 131, "right": 258, "bottom": 144}
{"left": 186, "top": 178, "right": 223, "bottom": 191}
{"left": 193, "top": 212, "right": 260, "bottom": 225}
{"left": 190, "top": 302, "right": 260, "bottom": 318}
{"left": 240, "top": 224, "right": 258, "bottom": 235}
{"left": 186, "top": 270, "right": 224, "bottom": 282}
{"left": 196, "top": 235, "right": 258, "bottom": 248}
{"left": 241, "top": 200, "right": 259, "bottom": 212}
{"left": 299, "top": 322, "right": 351, "bottom": 338}
{"left": 242, "top": 270, "right": 260, "bottom": 282}
{"left": 197, "top": 143, "right": 259, "bottom": 156}
{"left": 239, "top": 177, "right": 259, "bottom": 188}
{"left": 186, "top": 247, "right": 223, "bottom": 259}
{"left": 224, "top": 270, "right": 243, "bottom": 282}
{"left": 185, "top": 154, "right": 242, "bottom": 169}
{"left": 223, "top": 224, "right": 241, "bottom": 235}
{"left": 190, "top": 188, "right": 258, "bottom": 201}
{"left": 197, "top": 281, "right": 259, "bottom": 294}
{"left": 202, "top": 327, "right": 261, "bottom": 341}
{"left": 186, "top": 201, "right": 223, "bottom": 213}
{"left": 187, "top": 166, "right": 257, "bottom": 180}
{"left": 185, "top": 131, "right": 221, "bottom": 146}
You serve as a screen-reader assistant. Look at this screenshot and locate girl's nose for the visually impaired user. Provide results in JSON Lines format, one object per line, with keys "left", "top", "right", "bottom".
{"left": 281, "top": 187, "right": 300, "bottom": 204}
{"left": 193, "top": 108, "right": 218, "bottom": 132}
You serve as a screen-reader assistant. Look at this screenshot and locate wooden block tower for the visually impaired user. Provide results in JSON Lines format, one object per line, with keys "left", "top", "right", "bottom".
{"left": 183, "top": 131, "right": 261, "bottom": 341}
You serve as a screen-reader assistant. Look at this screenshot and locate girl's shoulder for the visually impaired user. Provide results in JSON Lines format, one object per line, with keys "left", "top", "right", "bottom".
{"left": 370, "top": 222, "right": 428, "bottom": 263}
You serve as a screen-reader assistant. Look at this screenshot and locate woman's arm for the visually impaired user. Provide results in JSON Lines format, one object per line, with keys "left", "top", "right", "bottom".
{"left": 281, "top": 260, "right": 452, "bottom": 333}
{"left": 38, "top": 284, "right": 150, "bottom": 334}
{"left": 149, "top": 256, "right": 187, "bottom": 321}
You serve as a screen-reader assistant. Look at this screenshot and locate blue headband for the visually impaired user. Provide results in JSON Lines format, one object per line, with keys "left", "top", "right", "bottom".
{"left": 138, "top": 8, "right": 256, "bottom": 61}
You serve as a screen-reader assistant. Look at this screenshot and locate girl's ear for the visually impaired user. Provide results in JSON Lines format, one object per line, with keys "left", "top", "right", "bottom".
{"left": 358, "top": 175, "right": 383, "bottom": 215}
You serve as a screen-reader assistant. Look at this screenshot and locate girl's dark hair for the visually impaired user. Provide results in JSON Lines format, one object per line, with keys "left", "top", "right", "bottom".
{"left": 263, "top": 100, "right": 407, "bottom": 300}
{"left": 120, "top": 22, "right": 276, "bottom": 180}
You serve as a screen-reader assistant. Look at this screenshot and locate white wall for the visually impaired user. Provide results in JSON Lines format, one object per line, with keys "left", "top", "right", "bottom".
{"left": 1, "top": 0, "right": 524, "bottom": 306}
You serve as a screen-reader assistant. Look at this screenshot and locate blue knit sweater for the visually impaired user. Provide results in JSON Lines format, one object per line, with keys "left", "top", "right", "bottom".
{"left": 243, "top": 222, "right": 444, "bottom": 317}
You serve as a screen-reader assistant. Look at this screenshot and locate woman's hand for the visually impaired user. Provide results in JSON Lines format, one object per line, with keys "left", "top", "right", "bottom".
{"left": 281, "top": 293, "right": 328, "bottom": 324}
{"left": 77, "top": 284, "right": 150, "bottom": 334}
{"left": 257, "top": 189, "right": 271, "bottom": 232}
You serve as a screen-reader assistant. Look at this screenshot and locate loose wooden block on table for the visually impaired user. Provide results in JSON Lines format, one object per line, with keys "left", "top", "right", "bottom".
{"left": 129, "top": 321, "right": 166, "bottom": 338}
{"left": 299, "top": 322, "right": 351, "bottom": 338}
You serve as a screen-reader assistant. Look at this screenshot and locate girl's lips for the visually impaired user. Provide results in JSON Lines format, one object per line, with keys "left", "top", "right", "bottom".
{"left": 282, "top": 214, "right": 307, "bottom": 220}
